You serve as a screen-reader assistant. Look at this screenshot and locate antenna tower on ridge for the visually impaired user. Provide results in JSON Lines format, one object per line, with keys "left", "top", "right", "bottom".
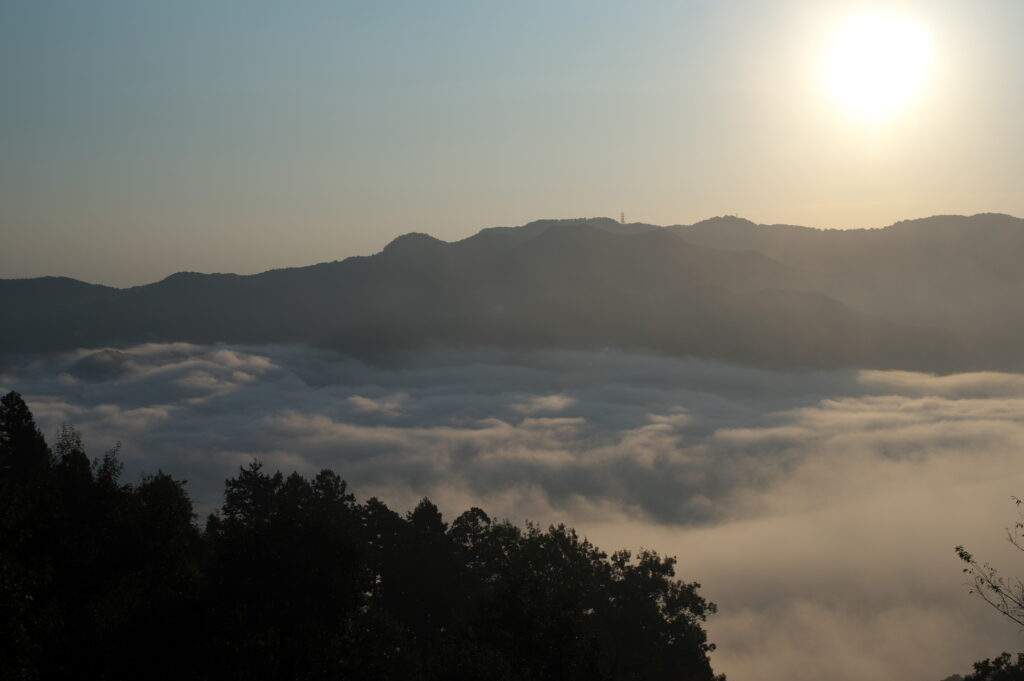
{"left": 620, "top": 211, "right": 625, "bottom": 224}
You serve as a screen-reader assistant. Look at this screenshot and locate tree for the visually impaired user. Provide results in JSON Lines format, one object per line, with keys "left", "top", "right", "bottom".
{"left": 950, "top": 498, "right": 1024, "bottom": 681}
{"left": 0, "top": 390, "right": 52, "bottom": 481}
{"left": 0, "top": 391, "right": 55, "bottom": 681}
{"left": 956, "top": 497, "right": 1024, "bottom": 628}
{"left": 964, "top": 652, "right": 1024, "bottom": 681}
{"left": 202, "top": 461, "right": 367, "bottom": 680}
{"left": 1, "top": 393, "right": 726, "bottom": 681}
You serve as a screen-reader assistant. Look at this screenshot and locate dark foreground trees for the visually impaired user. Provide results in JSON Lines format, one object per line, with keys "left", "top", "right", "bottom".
{"left": 940, "top": 653, "right": 1024, "bottom": 681}
{"left": 0, "top": 391, "right": 723, "bottom": 681}
{"left": 964, "top": 653, "right": 1024, "bottom": 681}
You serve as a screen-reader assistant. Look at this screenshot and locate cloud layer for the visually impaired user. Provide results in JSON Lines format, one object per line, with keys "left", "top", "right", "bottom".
{"left": 4, "top": 344, "right": 1024, "bottom": 681}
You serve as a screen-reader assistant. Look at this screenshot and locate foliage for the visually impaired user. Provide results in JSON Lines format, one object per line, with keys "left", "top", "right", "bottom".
{"left": 956, "top": 497, "right": 1024, "bottom": 628}
{"left": 964, "top": 653, "right": 1024, "bottom": 681}
{"left": 951, "top": 498, "right": 1024, "bottom": 681}
{"left": 0, "top": 391, "right": 724, "bottom": 681}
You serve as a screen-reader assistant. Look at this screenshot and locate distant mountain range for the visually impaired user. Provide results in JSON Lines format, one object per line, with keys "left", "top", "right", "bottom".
{"left": 4, "top": 213, "right": 1023, "bottom": 371}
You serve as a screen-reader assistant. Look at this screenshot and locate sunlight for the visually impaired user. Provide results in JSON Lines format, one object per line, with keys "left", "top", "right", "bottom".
{"left": 822, "top": 10, "right": 934, "bottom": 122}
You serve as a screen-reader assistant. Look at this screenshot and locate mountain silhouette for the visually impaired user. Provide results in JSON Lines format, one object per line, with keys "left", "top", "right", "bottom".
{"left": 3, "top": 214, "right": 1022, "bottom": 371}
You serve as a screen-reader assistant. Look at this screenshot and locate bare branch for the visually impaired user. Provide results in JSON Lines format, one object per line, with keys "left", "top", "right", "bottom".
{"left": 957, "top": 498, "right": 1024, "bottom": 630}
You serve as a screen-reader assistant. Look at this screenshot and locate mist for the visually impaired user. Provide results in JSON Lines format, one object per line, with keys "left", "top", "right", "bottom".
{"left": 4, "top": 343, "right": 1023, "bottom": 680}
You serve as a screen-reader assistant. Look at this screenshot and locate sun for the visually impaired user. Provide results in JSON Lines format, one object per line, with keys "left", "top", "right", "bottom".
{"left": 822, "top": 11, "right": 934, "bottom": 122}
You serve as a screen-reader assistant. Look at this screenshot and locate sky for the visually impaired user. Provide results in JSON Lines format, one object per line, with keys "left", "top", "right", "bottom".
{"left": 6, "top": 5, "right": 1024, "bottom": 677}
{"left": 2, "top": 0, "right": 1023, "bottom": 287}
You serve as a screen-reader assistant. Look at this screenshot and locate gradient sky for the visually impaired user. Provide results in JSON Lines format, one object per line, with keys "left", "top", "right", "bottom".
{"left": 2, "top": 0, "right": 1023, "bottom": 287}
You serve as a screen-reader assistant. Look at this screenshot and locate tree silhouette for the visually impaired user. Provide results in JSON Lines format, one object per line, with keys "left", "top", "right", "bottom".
{"left": 949, "top": 498, "right": 1024, "bottom": 681}
{"left": 0, "top": 390, "right": 724, "bottom": 681}
{"left": 962, "top": 652, "right": 1024, "bottom": 681}
{"left": 957, "top": 498, "right": 1024, "bottom": 628}
{"left": 0, "top": 391, "right": 54, "bottom": 681}
{"left": 0, "top": 390, "right": 52, "bottom": 483}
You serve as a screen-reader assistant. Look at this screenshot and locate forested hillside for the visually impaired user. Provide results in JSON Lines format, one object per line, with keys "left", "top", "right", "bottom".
{"left": 0, "top": 391, "right": 723, "bottom": 681}
{"left": 5, "top": 214, "right": 1024, "bottom": 371}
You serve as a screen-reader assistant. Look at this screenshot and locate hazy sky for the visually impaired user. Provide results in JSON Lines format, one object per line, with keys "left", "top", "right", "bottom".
{"left": 2, "top": 0, "right": 1023, "bottom": 286}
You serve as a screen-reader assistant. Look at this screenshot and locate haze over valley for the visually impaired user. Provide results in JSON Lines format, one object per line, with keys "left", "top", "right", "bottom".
{"left": 5, "top": 213, "right": 1024, "bottom": 680}
{"left": 5, "top": 2, "right": 1024, "bottom": 680}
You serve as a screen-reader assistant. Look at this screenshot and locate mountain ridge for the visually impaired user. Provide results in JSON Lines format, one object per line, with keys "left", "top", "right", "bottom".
{"left": 2, "top": 213, "right": 1021, "bottom": 371}
{"left": 5, "top": 212, "right": 1018, "bottom": 289}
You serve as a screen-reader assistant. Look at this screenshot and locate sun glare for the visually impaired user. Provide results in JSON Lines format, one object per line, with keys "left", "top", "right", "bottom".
{"left": 823, "top": 11, "right": 934, "bottom": 122}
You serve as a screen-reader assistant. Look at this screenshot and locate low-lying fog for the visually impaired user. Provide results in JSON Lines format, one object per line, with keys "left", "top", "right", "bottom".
{"left": 4, "top": 343, "right": 1023, "bottom": 681}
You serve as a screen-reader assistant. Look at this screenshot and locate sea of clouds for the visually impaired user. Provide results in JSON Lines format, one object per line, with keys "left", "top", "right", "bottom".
{"left": 4, "top": 343, "right": 1024, "bottom": 681}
